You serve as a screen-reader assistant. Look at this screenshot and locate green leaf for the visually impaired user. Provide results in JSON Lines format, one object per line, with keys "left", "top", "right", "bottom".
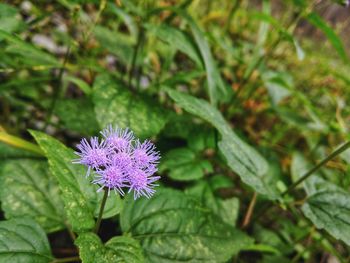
{"left": 54, "top": 98, "right": 99, "bottom": 135}
{"left": 302, "top": 190, "right": 350, "bottom": 245}
{"left": 76, "top": 233, "right": 144, "bottom": 263}
{"left": 159, "top": 148, "right": 212, "bottom": 181}
{"left": 0, "top": 3, "right": 25, "bottom": 33}
{"left": 0, "top": 29, "right": 59, "bottom": 67}
{"left": 306, "top": 12, "right": 348, "bottom": 63}
{"left": 291, "top": 152, "right": 341, "bottom": 195}
{"left": 121, "top": 188, "right": 253, "bottom": 262}
{"left": 262, "top": 71, "right": 292, "bottom": 105}
{"left": 93, "top": 74, "right": 168, "bottom": 138}
{"left": 167, "top": 89, "right": 278, "bottom": 199}
{"left": 186, "top": 180, "right": 239, "bottom": 227}
{"left": 147, "top": 24, "right": 203, "bottom": 67}
{"left": 94, "top": 26, "right": 134, "bottom": 65}
{"left": 179, "top": 11, "right": 230, "bottom": 105}
{"left": 0, "top": 218, "right": 53, "bottom": 262}
{"left": 0, "top": 159, "right": 65, "bottom": 233}
{"left": 30, "top": 130, "right": 122, "bottom": 233}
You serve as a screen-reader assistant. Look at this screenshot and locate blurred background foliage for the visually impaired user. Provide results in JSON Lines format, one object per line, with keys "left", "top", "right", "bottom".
{"left": 1, "top": 0, "right": 350, "bottom": 262}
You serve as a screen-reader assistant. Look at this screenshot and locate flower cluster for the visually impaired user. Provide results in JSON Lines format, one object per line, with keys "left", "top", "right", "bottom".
{"left": 73, "top": 125, "right": 160, "bottom": 199}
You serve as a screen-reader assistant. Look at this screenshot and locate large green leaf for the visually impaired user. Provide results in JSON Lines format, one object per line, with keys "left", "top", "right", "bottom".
{"left": 0, "top": 159, "right": 65, "bottom": 233}
{"left": 167, "top": 89, "right": 278, "bottom": 199}
{"left": 30, "top": 131, "right": 122, "bottom": 233}
{"left": 76, "top": 233, "right": 144, "bottom": 263}
{"left": 0, "top": 218, "right": 53, "bottom": 263}
{"left": 302, "top": 190, "right": 350, "bottom": 245}
{"left": 121, "top": 188, "right": 253, "bottom": 263}
{"left": 93, "top": 74, "right": 168, "bottom": 138}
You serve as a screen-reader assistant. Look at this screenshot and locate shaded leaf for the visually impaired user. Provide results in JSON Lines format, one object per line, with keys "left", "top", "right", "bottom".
{"left": 121, "top": 188, "right": 253, "bottom": 262}
{"left": 0, "top": 159, "right": 65, "bottom": 233}
{"left": 54, "top": 98, "right": 99, "bottom": 135}
{"left": 159, "top": 148, "right": 212, "bottom": 181}
{"left": 93, "top": 74, "right": 168, "bottom": 138}
{"left": 167, "top": 89, "right": 278, "bottom": 199}
{"left": 0, "top": 218, "right": 52, "bottom": 262}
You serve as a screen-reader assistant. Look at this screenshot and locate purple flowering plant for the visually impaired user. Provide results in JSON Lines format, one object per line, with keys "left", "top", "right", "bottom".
{"left": 73, "top": 125, "right": 161, "bottom": 200}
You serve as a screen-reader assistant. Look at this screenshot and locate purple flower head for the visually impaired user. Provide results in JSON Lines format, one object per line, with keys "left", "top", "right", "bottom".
{"left": 133, "top": 139, "right": 160, "bottom": 169}
{"left": 73, "top": 125, "right": 161, "bottom": 199}
{"left": 93, "top": 163, "right": 128, "bottom": 196}
{"left": 73, "top": 137, "right": 111, "bottom": 177}
{"left": 128, "top": 168, "right": 160, "bottom": 199}
{"left": 101, "top": 125, "right": 134, "bottom": 151}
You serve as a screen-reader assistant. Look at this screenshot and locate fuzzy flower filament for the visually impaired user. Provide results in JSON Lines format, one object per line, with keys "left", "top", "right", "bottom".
{"left": 73, "top": 125, "right": 161, "bottom": 199}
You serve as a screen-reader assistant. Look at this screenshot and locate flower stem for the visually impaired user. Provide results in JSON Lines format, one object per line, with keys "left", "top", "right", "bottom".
{"left": 94, "top": 188, "right": 108, "bottom": 234}
{"left": 51, "top": 256, "right": 81, "bottom": 263}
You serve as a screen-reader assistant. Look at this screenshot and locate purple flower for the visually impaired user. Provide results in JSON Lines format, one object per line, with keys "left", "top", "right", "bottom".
{"left": 73, "top": 137, "right": 111, "bottom": 177}
{"left": 101, "top": 125, "right": 134, "bottom": 151}
{"left": 128, "top": 168, "right": 160, "bottom": 199}
{"left": 93, "top": 163, "right": 128, "bottom": 196}
{"left": 73, "top": 125, "right": 161, "bottom": 199}
{"left": 133, "top": 140, "right": 160, "bottom": 169}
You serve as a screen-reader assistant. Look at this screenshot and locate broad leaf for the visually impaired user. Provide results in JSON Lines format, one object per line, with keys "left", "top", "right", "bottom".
{"left": 121, "top": 188, "right": 253, "bottom": 263}
{"left": 76, "top": 233, "right": 144, "bottom": 263}
{"left": 30, "top": 131, "right": 122, "bottom": 233}
{"left": 167, "top": 89, "right": 278, "bottom": 199}
{"left": 0, "top": 218, "right": 52, "bottom": 262}
{"left": 93, "top": 74, "right": 168, "bottom": 138}
{"left": 0, "top": 159, "right": 65, "bottom": 233}
{"left": 302, "top": 190, "right": 350, "bottom": 245}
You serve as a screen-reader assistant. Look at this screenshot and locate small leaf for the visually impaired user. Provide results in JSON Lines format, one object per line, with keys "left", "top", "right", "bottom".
{"left": 93, "top": 74, "right": 168, "bottom": 138}
{"left": 160, "top": 148, "right": 211, "bottom": 181}
{"left": 121, "top": 188, "right": 253, "bottom": 262}
{"left": 30, "top": 131, "right": 122, "bottom": 233}
{"left": 167, "top": 89, "right": 278, "bottom": 199}
{"left": 76, "top": 233, "right": 144, "bottom": 263}
{"left": 186, "top": 180, "right": 239, "bottom": 227}
{"left": 0, "top": 159, "right": 65, "bottom": 233}
{"left": 302, "top": 190, "right": 350, "bottom": 245}
{"left": 0, "top": 218, "right": 53, "bottom": 262}
{"left": 147, "top": 23, "right": 203, "bottom": 67}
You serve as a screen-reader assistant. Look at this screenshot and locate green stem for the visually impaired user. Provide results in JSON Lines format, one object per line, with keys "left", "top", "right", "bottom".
{"left": 252, "top": 141, "right": 350, "bottom": 223}
{"left": 51, "top": 256, "right": 80, "bottom": 263}
{"left": 282, "top": 141, "right": 350, "bottom": 196}
{"left": 94, "top": 188, "right": 109, "bottom": 234}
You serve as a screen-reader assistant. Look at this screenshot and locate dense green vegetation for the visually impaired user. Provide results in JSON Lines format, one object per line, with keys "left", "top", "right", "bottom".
{"left": 1, "top": 0, "right": 350, "bottom": 262}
